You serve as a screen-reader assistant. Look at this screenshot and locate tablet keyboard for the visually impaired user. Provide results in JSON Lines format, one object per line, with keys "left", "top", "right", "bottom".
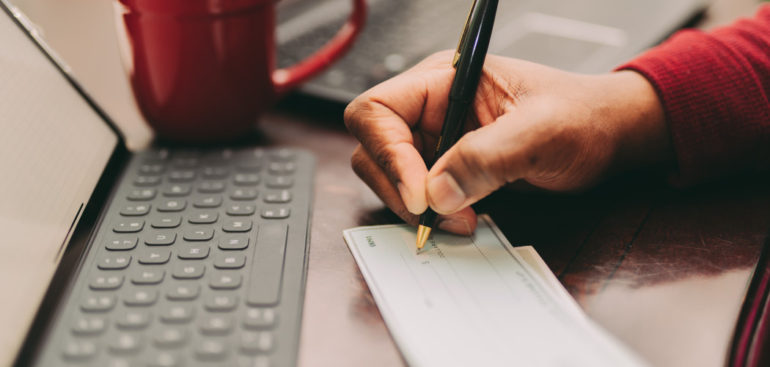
{"left": 35, "top": 147, "right": 314, "bottom": 367}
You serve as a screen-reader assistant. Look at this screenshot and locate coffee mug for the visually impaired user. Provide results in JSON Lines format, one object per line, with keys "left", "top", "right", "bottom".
{"left": 115, "top": 0, "right": 366, "bottom": 142}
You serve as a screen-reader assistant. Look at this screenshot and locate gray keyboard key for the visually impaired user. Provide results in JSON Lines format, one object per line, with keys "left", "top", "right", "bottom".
{"left": 113, "top": 220, "right": 144, "bottom": 233}
{"left": 61, "top": 340, "right": 97, "bottom": 361}
{"left": 109, "top": 333, "right": 143, "bottom": 353}
{"left": 218, "top": 236, "right": 249, "bottom": 250}
{"left": 199, "top": 315, "right": 234, "bottom": 335}
{"left": 120, "top": 204, "right": 151, "bottom": 216}
{"left": 223, "top": 219, "right": 252, "bottom": 233}
{"left": 198, "top": 181, "right": 226, "bottom": 193}
{"left": 236, "top": 160, "right": 262, "bottom": 172}
{"left": 261, "top": 208, "right": 290, "bottom": 219}
{"left": 201, "top": 166, "right": 229, "bottom": 179}
{"left": 145, "top": 232, "right": 176, "bottom": 246}
{"left": 106, "top": 237, "right": 138, "bottom": 251}
{"left": 236, "top": 153, "right": 263, "bottom": 170}
{"left": 137, "top": 249, "right": 171, "bottom": 265}
{"left": 144, "top": 149, "right": 169, "bottom": 161}
{"left": 194, "top": 339, "right": 228, "bottom": 361}
{"left": 247, "top": 224, "right": 287, "bottom": 306}
{"left": 157, "top": 199, "right": 186, "bottom": 212}
{"left": 183, "top": 228, "right": 214, "bottom": 241}
{"left": 168, "top": 170, "right": 196, "bottom": 182}
{"left": 226, "top": 204, "right": 255, "bottom": 216}
{"left": 139, "top": 164, "right": 165, "bottom": 175}
{"left": 160, "top": 304, "right": 195, "bottom": 323}
{"left": 205, "top": 293, "right": 239, "bottom": 311}
{"left": 234, "top": 173, "right": 260, "bottom": 186}
{"left": 264, "top": 190, "right": 291, "bottom": 203}
{"left": 167, "top": 284, "right": 200, "bottom": 300}
{"left": 116, "top": 310, "right": 152, "bottom": 329}
{"left": 134, "top": 175, "right": 161, "bottom": 186}
{"left": 177, "top": 245, "right": 210, "bottom": 260}
{"left": 153, "top": 327, "right": 188, "bottom": 347}
{"left": 240, "top": 331, "right": 274, "bottom": 354}
{"left": 214, "top": 254, "right": 246, "bottom": 269}
{"left": 72, "top": 317, "right": 107, "bottom": 335}
{"left": 172, "top": 263, "right": 205, "bottom": 279}
{"left": 151, "top": 215, "right": 182, "bottom": 229}
{"left": 131, "top": 268, "right": 165, "bottom": 285}
{"left": 97, "top": 254, "right": 131, "bottom": 270}
{"left": 89, "top": 274, "right": 124, "bottom": 290}
{"left": 124, "top": 288, "right": 159, "bottom": 306}
{"left": 230, "top": 188, "right": 258, "bottom": 200}
{"left": 266, "top": 176, "right": 293, "bottom": 188}
{"left": 268, "top": 162, "right": 296, "bottom": 174}
{"left": 210, "top": 272, "right": 242, "bottom": 290}
{"left": 147, "top": 351, "right": 182, "bottom": 367}
{"left": 162, "top": 184, "right": 191, "bottom": 197}
{"left": 269, "top": 149, "right": 295, "bottom": 162}
{"left": 171, "top": 157, "right": 198, "bottom": 168}
{"left": 127, "top": 188, "right": 157, "bottom": 201}
{"left": 194, "top": 195, "right": 222, "bottom": 208}
{"left": 81, "top": 294, "right": 116, "bottom": 312}
{"left": 189, "top": 211, "right": 218, "bottom": 224}
{"left": 243, "top": 308, "right": 278, "bottom": 329}
{"left": 101, "top": 356, "right": 136, "bottom": 367}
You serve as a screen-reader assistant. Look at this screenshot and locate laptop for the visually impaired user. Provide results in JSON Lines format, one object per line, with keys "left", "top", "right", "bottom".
{"left": 1, "top": 2, "right": 314, "bottom": 366}
{"left": 276, "top": 0, "right": 713, "bottom": 102}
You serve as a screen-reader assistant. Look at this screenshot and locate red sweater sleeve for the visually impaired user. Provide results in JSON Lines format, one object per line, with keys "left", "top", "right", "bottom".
{"left": 618, "top": 5, "right": 770, "bottom": 185}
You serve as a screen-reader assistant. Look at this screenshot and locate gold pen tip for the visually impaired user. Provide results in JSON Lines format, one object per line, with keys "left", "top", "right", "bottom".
{"left": 415, "top": 225, "right": 432, "bottom": 251}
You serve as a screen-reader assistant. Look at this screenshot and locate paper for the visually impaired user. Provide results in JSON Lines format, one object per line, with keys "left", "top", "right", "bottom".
{"left": 344, "top": 215, "right": 648, "bottom": 367}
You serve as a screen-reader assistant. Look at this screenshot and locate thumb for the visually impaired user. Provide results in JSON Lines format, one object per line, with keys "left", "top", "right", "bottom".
{"left": 425, "top": 119, "right": 534, "bottom": 214}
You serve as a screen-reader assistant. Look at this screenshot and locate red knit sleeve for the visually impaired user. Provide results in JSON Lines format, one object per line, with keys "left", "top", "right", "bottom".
{"left": 618, "top": 5, "right": 770, "bottom": 186}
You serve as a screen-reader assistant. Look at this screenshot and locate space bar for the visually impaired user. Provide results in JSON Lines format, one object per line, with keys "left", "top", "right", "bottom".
{"left": 247, "top": 223, "right": 288, "bottom": 306}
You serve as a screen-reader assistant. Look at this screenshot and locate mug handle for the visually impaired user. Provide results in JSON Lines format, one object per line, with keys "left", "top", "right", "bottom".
{"left": 272, "top": 0, "right": 367, "bottom": 95}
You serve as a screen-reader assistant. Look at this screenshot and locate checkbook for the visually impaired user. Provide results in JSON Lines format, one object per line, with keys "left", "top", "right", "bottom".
{"left": 344, "top": 215, "right": 648, "bottom": 367}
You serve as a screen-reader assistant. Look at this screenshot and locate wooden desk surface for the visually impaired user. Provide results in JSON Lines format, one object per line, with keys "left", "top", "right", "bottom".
{"left": 9, "top": 0, "right": 766, "bottom": 366}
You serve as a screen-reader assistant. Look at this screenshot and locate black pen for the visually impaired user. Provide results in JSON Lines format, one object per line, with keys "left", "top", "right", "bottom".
{"left": 416, "top": 0, "right": 498, "bottom": 251}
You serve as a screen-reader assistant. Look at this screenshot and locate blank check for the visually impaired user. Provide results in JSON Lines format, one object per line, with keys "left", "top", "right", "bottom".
{"left": 344, "top": 215, "right": 648, "bottom": 367}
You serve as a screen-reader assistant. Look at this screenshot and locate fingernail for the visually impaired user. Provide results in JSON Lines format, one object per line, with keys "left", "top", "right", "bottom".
{"left": 437, "top": 218, "right": 473, "bottom": 235}
{"left": 427, "top": 172, "right": 466, "bottom": 214}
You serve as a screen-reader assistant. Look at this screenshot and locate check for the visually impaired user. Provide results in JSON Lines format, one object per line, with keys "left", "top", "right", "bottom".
{"left": 344, "top": 215, "right": 648, "bottom": 367}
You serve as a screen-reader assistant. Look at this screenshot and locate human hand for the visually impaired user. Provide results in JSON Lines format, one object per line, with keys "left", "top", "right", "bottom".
{"left": 344, "top": 51, "right": 670, "bottom": 235}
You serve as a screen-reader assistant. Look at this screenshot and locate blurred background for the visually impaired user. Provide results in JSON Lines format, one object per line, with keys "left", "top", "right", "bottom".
{"left": 7, "top": 0, "right": 762, "bottom": 150}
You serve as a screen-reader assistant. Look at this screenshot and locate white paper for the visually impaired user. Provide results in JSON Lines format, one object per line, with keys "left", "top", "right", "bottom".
{"left": 344, "top": 215, "right": 648, "bottom": 367}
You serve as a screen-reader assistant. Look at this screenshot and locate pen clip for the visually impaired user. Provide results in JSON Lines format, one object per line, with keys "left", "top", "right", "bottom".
{"left": 453, "top": 0, "right": 477, "bottom": 67}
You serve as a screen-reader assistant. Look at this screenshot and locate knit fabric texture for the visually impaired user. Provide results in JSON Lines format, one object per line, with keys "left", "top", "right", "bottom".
{"left": 619, "top": 5, "right": 770, "bottom": 185}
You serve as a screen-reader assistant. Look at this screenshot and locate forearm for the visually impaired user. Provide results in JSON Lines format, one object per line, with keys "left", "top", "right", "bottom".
{"left": 618, "top": 5, "right": 770, "bottom": 185}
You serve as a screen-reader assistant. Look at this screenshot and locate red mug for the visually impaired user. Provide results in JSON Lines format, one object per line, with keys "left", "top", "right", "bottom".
{"left": 115, "top": 0, "right": 366, "bottom": 142}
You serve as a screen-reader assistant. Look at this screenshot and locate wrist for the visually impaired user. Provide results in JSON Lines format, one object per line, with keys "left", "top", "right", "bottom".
{"left": 600, "top": 70, "right": 672, "bottom": 174}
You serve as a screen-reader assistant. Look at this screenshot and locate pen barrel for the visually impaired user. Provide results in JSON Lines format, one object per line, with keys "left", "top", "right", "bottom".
{"left": 429, "top": 99, "right": 472, "bottom": 169}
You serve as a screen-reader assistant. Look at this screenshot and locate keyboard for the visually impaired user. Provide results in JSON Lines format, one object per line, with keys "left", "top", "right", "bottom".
{"left": 276, "top": 0, "right": 527, "bottom": 102}
{"left": 34, "top": 147, "right": 315, "bottom": 367}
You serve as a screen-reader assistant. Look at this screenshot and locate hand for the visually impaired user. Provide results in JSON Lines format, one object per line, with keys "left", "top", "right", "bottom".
{"left": 344, "top": 51, "right": 670, "bottom": 235}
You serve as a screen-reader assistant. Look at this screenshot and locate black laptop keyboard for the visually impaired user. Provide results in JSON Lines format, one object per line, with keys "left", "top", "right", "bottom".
{"left": 276, "top": 0, "right": 526, "bottom": 102}
{"left": 35, "top": 148, "right": 314, "bottom": 367}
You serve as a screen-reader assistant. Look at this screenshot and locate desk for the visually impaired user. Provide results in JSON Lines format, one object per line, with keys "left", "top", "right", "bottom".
{"left": 9, "top": 0, "right": 765, "bottom": 366}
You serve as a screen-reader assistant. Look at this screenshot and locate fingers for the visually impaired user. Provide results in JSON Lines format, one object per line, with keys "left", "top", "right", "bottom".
{"left": 351, "top": 144, "right": 418, "bottom": 222}
{"left": 344, "top": 52, "right": 457, "bottom": 214}
{"left": 425, "top": 115, "right": 539, "bottom": 214}
{"left": 351, "top": 144, "right": 478, "bottom": 235}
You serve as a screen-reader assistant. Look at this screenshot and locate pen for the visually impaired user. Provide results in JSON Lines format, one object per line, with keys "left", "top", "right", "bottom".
{"left": 416, "top": 0, "right": 499, "bottom": 251}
